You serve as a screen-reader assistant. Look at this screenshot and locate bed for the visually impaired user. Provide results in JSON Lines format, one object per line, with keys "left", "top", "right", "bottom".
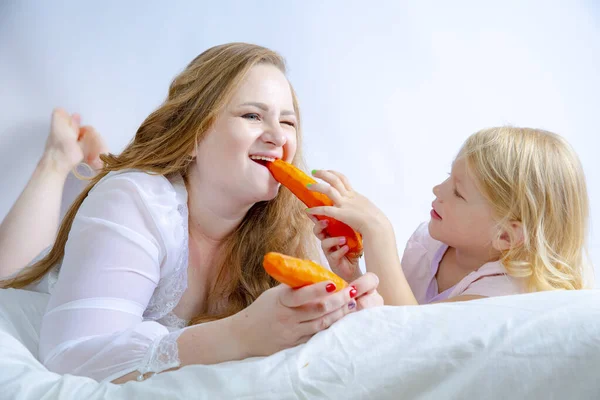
{"left": 1, "top": 287, "right": 598, "bottom": 399}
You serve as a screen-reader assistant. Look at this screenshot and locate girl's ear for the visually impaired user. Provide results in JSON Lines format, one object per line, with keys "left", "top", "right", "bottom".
{"left": 492, "top": 221, "right": 524, "bottom": 251}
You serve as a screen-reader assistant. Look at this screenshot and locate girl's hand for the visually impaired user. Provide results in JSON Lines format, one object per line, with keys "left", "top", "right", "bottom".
{"left": 233, "top": 280, "right": 359, "bottom": 357}
{"left": 309, "top": 214, "right": 361, "bottom": 282}
{"left": 306, "top": 169, "right": 393, "bottom": 240}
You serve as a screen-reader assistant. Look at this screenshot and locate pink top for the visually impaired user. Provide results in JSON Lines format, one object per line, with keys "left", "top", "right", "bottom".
{"left": 400, "top": 222, "right": 526, "bottom": 303}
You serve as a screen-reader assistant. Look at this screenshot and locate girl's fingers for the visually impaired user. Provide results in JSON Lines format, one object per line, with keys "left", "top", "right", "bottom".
{"left": 326, "top": 241, "right": 349, "bottom": 261}
{"left": 313, "top": 219, "right": 328, "bottom": 240}
{"left": 312, "top": 169, "right": 349, "bottom": 196}
{"left": 305, "top": 206, "right": 343, "bottom": 221}
{"left": 328, "top": 170, "right": 354, "bottom": 192}
{"left": 306, "top": 182, "right": 343, "bottom": 204}
{"left": 320, "top": 236, "right": 344, "bottom": 252}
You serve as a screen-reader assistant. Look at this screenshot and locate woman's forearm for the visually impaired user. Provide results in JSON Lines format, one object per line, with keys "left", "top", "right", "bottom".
{"left": 113, "top": 315, "right": 248, "bottom": 384}
{"left": 0, "top": 155, "right": 68, "bottom": 279}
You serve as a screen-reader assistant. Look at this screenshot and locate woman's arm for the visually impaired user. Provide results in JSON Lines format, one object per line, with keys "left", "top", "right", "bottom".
{"left": 0, "top": 108, "right": 106, "bottom": 279}
{"left": 112, "top": 315, "right": 244, "bottom": 383}
{"left": 0, "top": 156, "right": 69, "bottom": 279}
{"left": 41, "top": 172, "right": 369, "bottom": 383}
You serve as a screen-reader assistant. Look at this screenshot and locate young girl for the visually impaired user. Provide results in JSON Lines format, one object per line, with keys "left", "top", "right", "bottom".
{"left": 306, "top": 126, "right": 591, "bottom": 305}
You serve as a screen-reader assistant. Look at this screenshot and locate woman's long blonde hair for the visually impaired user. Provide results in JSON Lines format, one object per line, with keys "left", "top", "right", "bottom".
{"left": 2, "top": 43, "right": 318, "bottom": 324}
{"left": 459, "top": 126, "right": 591, "bottom": 291}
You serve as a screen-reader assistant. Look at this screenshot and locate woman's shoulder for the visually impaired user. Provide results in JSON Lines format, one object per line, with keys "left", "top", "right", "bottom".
{"left": 92, "top": 169, "right": 185, "bottom": 203}
{"left": 83, "top": 169, "right": 188, "bottom": 268}
{"left": 87, "top": 169, "right": 188, "bottom": 217}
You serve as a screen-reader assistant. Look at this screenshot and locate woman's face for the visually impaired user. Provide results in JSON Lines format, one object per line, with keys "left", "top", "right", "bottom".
{"left": 191, "top": 64, "right": 298, "bottom": 205}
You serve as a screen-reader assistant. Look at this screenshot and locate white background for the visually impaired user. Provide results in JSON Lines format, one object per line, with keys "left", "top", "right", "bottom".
{"left": 1, "top": 1, "right": 598, "bottom": 279}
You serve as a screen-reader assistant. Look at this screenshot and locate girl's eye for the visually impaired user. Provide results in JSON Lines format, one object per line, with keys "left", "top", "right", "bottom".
{"left": 281, "top": 120, "right": 296, "bottom": 127}
{"left": 454, "top": 189, "right": 464, "bottom": 200}
{"left": 242, "top": 113, "right": 260, "bottom": 121}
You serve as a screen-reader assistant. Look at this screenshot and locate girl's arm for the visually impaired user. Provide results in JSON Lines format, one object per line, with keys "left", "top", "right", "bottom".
{"left": 306, "top": 169, "right": 418, "bottom": 306}
{"left": 361, "top": 219, "right": 418, "bottom": 306}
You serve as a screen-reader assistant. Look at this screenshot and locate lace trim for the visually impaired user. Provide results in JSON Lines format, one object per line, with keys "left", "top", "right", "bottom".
{"left": 158, "top": 311, "right": 189, "bottom": 331}
{"left": 136, "top": 329, "right": 185, "bottom": 381}
{"left": 143, "top": 203, "right": 190, "bottom": 328}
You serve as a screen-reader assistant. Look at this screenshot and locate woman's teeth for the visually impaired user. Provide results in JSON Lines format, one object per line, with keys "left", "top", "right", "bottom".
{"left": 250, "top": 155, "right": 276, "bottom": 162}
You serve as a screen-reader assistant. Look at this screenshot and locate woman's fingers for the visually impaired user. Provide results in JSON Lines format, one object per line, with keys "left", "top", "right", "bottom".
{"left": 294, "top": 285, "right": 355, "bottom": 322}
{"left": 297, "top": 298, "right": 357, "bottom": 336}
{"left": 349, "top": 272, "right": 380, "bottom": 297}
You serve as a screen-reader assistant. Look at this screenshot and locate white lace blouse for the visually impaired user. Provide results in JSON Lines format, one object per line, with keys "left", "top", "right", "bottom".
{"left": 28, "top": 170, "right": 192, "bottom": 382}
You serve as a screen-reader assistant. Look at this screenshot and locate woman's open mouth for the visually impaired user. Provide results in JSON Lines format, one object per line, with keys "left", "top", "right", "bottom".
{"left": 249, "top": 155, "right": 277, "bottom": 166}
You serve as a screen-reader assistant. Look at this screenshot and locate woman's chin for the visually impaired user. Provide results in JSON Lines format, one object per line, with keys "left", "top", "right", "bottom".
{"left": 251, "top": 184, "right": 280, "bottom": 203}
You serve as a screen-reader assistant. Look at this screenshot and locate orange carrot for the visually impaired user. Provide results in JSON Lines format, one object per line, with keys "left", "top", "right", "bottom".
{"left": 266, "top": 159, "right": 363, "bottom": 257}
{"left": 263, "top": 252, "right": 348, "bottom": 291}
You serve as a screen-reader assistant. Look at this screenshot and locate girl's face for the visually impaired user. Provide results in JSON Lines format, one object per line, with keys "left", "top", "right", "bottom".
{"left": 429, "top": 158, "right": 498, "bottom": 252}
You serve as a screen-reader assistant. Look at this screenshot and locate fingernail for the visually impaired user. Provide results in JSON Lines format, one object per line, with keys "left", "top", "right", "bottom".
{"left": 326, "top": 283, "right": 336, "bottom": 293}
{"left": 339, "top": 237, "right": 346, "bottom": 245}
{"left": 349, "top": 286, "right": 357, "bottom": 298}
{"left": 306, "top": 183, "right": 313, "bottom": 188}
{"left": 311, "top": 169, "right": 317, "bottom": 175}
{"left": 321, "top": 220, "right": 329, "bottom": 227}
{"left": 348, "top": 301, "right": 356, "bottom": 310}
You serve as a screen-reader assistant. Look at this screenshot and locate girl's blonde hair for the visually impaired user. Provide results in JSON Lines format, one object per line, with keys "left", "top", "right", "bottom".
{"left": 2, "top": 42, "right": 318, "bottom": 324}
{"left": 458, "top": 127, "right": 591, "bottom": 291}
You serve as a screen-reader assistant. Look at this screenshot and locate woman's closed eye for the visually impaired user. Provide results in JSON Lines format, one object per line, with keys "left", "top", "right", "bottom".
{"left": 454, "top": 188, "right": 465, "bottom": 200}
{"left": 280, "top": 120, "right": 296, "bottom": 127}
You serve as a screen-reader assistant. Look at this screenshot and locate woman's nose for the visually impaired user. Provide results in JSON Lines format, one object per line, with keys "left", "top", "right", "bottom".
{"left": 263, "top": 123, "right": 287, "bottom": 147}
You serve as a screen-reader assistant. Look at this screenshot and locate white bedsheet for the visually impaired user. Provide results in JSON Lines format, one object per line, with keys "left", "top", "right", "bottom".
{"left": 1, "top": 287, "right": 599, "bottom": 399}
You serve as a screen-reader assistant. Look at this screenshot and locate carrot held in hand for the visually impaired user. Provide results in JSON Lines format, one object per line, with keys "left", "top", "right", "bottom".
{"left": 263, "top": 252, "right": 348, "bottom": 291}
{"left": 266, "top": 159, "right": 363, "bottom": 257}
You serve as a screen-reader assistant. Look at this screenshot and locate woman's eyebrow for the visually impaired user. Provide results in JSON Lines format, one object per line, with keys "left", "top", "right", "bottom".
{"left": 240, "top": 101, "right": 295, "bottom": 116}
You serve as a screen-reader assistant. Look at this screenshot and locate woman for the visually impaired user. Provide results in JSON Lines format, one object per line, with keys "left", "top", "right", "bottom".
{"left": 1, "top": 42, "right": 382, "bottom": 383}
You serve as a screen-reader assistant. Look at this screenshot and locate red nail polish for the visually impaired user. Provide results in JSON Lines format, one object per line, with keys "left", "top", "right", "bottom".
{"left": 326, "top": 283, "right": 336, "bottom": 293}
{"left": 349, "top": 286, "right": 357, "bottom": 298}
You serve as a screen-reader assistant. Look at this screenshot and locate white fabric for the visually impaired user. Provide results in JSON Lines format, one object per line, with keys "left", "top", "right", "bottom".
{"left": 32, "top": 170, "right": 191, "bottom": 382}
{"left": 1, "top": 287, "right": 599, "bottom": 399}
{"left": 401, "top": 221, "right": 526, "bottom": 303}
